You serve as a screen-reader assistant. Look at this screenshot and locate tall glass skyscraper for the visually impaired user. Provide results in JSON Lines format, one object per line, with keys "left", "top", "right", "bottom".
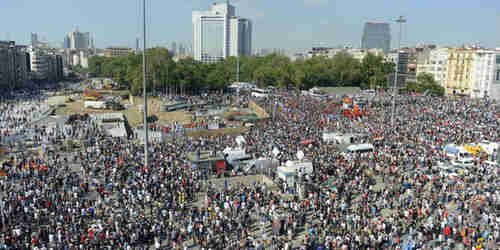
{"left": 31, "top": 33, "right": 39, "bottom": 48}
{"left": 65, "top": 28, "right": 90, "bottom": 50}
{"left": 361, "top": 22, "right": 391, "bottom": 53}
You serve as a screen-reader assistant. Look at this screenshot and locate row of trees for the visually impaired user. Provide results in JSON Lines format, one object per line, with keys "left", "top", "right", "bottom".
{"left": 88, "top": 47, "right": 443, "bottom": 96}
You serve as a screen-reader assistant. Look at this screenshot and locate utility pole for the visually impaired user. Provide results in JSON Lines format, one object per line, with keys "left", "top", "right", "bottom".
{"left": 165, "top": 58, "right": 170, "bottom": 97}
{"left": 391, "top": 16, "right": 406, "bottom": 127}
{"left": 236, "top": 55, "right": 240, "bottom": 83}
{"left": 143, "top": 0, "right": 148, "bottom": 168}
{"left": 165, "top": 59, "right": 169, "bottom": 98}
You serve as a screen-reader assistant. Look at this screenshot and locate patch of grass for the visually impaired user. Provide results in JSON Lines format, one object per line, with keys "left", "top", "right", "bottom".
{"left": 224, "top": 111, "right": 254, "bottom": 120}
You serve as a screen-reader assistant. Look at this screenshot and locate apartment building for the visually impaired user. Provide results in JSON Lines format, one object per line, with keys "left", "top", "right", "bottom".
{"left": 104, "top": 47, "right": 133, "bottom": 57}
{"left": 0, "top": 41, "right": 29, "bottom": 89}
{"left": 307, "top": 47, "right": 384, "bottom": 61}
{"left": 28, "top": 46, "right": 64, "bottom": 82}
{"left": 445, "top": 48, "right": 500, "bottom": 98}
{"left": 28, "top": 46, "right": 49, "bottom": 81}
{"left": 416, "top": 48, "right": 450, "bottom": 86}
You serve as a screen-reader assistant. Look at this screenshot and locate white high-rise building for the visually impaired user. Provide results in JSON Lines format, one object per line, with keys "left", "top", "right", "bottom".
{"left": 80, "top": 51, "right": 88, "bottom": 68}
{"left": 28, "top": 46, "right": 49, "bottom": 80}
{"left": 72, "top": 54, "right": 80, "bottom": 67}
{"left": 192, "top": 2, "right": 252, "bottom": 63}
{"left": 470, "top": 50, "right": 500, "bottom": 99}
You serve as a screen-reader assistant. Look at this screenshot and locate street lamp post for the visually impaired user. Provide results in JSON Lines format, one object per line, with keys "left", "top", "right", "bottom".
{"left": 391, "top": 16, "right": 406, "bottom": 127}
{"left": 142, "top": 0, "right": 148, "bottom": 168}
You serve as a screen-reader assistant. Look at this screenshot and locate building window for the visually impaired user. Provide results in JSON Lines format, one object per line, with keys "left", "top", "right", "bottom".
{"left": 496, "top": 70, "right": 500, "bottom": 81}
{"left": 496, "top": 55, "right": 500, "bottom": 64}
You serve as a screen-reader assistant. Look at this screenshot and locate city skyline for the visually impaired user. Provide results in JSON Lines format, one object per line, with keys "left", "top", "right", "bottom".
{"left": 1, "top": 0, "right": 499, "bottom": 50}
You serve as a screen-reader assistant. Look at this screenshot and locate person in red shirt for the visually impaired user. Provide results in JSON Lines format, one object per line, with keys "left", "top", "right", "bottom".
{"left": 88, "top": 228, "right": 93, "bottom": 241}
{"left": 444, "top": 225, "right": 451, "bottom": 241}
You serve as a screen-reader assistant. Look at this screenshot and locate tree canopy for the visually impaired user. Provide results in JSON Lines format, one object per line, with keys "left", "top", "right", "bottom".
{"left": 404, "top": 72, "right": 445, "bottom": 96}
{"left": 88, "top": 47, "right": 396, "bottom": 95}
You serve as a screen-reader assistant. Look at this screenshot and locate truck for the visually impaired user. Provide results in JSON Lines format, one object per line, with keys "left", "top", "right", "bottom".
{"left": 277, "top": 167, "right": 297, "bottom": 186}
{"left": 444, "top": 144, "right": 474, "bottom": 161}
{"left": 84, "top": 101, "right": 106, "bottom": 109}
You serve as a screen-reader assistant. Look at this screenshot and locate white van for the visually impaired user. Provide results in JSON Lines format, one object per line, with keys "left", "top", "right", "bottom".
{"left": 477, "top": 141, "right": 499, "bottom": 155}
{"left": 344, "top": 143, "right": 374, "bottom": 154}
{"left": 251, "top": 88, "right": 269, "bottom": 98}
{"left": 84, "top": 101, "right": 106, "bottom": 109}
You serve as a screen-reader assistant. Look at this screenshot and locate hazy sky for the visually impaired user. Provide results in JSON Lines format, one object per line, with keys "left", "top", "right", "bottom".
{"left": 2, "top": 0, "right": 499, "bottom": 49}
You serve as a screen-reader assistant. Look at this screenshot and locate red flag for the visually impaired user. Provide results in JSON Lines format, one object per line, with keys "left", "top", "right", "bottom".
{"left": 217, "top": 161, "right": 226, "bottom": 175}
{"left": 344, "top": 109, "right": 353, "bottom": 119}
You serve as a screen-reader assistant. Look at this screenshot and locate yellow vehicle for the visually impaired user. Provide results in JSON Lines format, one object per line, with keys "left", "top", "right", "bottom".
{"left": 83, "top": 89, "right": 101, "bottom": 101}
{"left": 103, "top": 83, "right": 113, "bottom": 89}
{"left": 464, "top": 144, "right": 481, "bottom": 155}
{"left": 83, "top": 95, "right": 99, "bottom": 101}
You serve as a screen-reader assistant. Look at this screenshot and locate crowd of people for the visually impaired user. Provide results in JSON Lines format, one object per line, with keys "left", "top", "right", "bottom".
{"left": 0, "top": 87, "right": 498, "bottom": 249}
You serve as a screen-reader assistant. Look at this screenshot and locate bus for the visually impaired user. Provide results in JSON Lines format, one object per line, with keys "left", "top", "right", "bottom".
{"left": 251, "top": 88, "right": 270, "bottom": 98}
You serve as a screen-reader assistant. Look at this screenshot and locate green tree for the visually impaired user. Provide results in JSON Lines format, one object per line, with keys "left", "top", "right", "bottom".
{"left": 404, "top": 73, "right": 444, "bottom": 96}
{"left": 417, "top": 72, "right": 445, "bottom": 96}
{"left": 129, "top": 67, "right": 143, "bottom": 96}
{"left": 254, "top": 64, "right": 279, "bottom": 87}
{"left": 89, "top": 48, "right": 402, "bottom": 95}
{"left": 292, "top": 59, "right": 306, "bottom": 90}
